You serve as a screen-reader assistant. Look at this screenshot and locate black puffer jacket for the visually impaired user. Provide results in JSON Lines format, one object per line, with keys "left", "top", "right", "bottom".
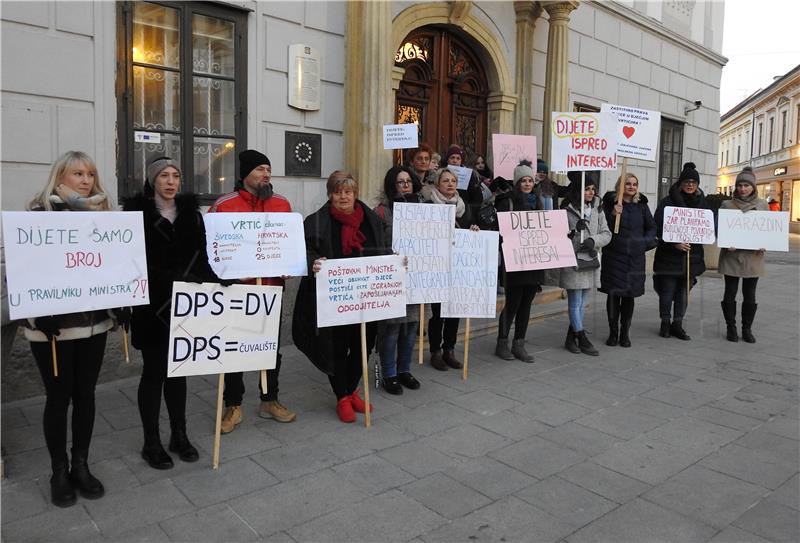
{"left": 653, "top": 182, "right": 707, "bottom": 280}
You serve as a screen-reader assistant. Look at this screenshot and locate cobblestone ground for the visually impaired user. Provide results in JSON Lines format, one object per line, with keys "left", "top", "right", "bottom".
{"left": 2, "top": 242, "right": 798, "bottom": 542}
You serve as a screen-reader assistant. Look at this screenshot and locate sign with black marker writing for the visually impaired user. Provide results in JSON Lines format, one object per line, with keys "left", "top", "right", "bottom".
{"left": 497, "top": 210, "right": 577, "bottom": 271}
{"left": 717, "top": 209, "right": 789, "bottom": 251}
{"left": 441, "top": 230, "right": 499, "bottom": 319}
{"left": 661, "top": 206, "right": 716, "bottom": 244}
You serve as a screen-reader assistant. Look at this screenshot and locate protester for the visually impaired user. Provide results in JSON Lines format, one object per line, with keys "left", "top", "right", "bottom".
{"left": 24, "top": 151, "right": 127, "bottom": 507}
{"left": 208, "top": 150, "right": 296, "bottom": 432}
{"left": 718, "top": 166, "right": 768, "bottom": 343}
{"left": 430, "top": 152, "right": 442, "bottom": 171}
{"left": 444, "top": 144, "right": 485, "bottom": 217}
{"left": 534, "top": 159, "right": 559, "bottom": 210}
{"left": 653, "top": 162, "right": 707, "bottom": 340}
{"left": 293, "top": 171, "right": 389, "bottom": 422}
{"left": 599, "top": 173, "right": 657, "bottom": 347}
{"left": 493, "top": 161, "right": 543, "bottom": 363}
{"left": 374, "top": 166, "right": 422, "bottom": 394}
{"left": 768, "top": 198, "right": 780, "bottom": 211}
{"left": 560, "top": 172, "right": 611, "bottom": 356}
{"left": 407, "top": 143, "right": 436, "bottom": 185}
{"left": 473, "top": 153, "right": 493, "bottom": 183}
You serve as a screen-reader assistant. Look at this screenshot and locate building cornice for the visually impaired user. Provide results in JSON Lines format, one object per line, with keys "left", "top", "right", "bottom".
{"left": 721, "top": 64, "right": 800, "bottom": 121}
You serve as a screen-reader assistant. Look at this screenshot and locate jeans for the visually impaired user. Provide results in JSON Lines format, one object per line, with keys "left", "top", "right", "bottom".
{"left": 377, "top": 321, "right": 419, "bottom": 378}
{"left": 567, "top": 288, "right": 591, "bottom": 331}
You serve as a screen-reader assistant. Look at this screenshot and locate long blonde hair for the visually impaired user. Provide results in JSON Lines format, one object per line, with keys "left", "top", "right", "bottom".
{"left": 614, "top": 172, "right": 641, "bottom": 203}
{"left": 28, "top": 151, "right": 111, "bottom": 211}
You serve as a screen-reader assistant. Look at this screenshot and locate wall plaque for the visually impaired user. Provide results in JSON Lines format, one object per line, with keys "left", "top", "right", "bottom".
{"left": 285, "top": 131, "right": 321, "bottom": 177}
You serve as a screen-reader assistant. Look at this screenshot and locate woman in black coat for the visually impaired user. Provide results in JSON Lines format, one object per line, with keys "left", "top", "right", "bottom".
{"left": 599, "top": 173, "right": 657, "bottom": 347}
{"left": 292, "top": 171, "right": 390, "bottom": 423}
{"left": 652, "top": 162, "right": 707, "bottom": 340}
{"left": 124, "top": 157, "right": 219, "bottom": 469}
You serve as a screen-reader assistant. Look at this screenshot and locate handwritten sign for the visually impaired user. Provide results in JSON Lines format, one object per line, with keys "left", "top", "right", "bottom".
{"left": 492, "top": 134, "right": 537, "bottom": 180}
{"left": 316, "top": 255, "right": 406, "bottom": 327}
{"left": 392, "top": 203, "right": 455, "bottom": 304}
{"left": 601, "top": 104, "right": 660, "bottom": 161}
{"left": 383, "top": 123, "right": 419, "bottom": 150}
{"left": 167, "top": 282, "right": 282, "bottom": 377}
{"left": 497, "top": 210, "right": 577, "bottom": 271}
{"left": 717, "top": 210, "right": 789, "bottom": 251}
{"left": 2, "top": 211, "right": 149, "bottom": 319}
{"left": 441, "top": 230, "right": 499, "bottom": 319}
{"left": 550, "top": 112, "right": 617, "bottom": 171}
{"left": 448, "top": 165, "right": 474, "bottom": 190}
{"left": 203, "top": 212, "right": 307, "bottom": 279}
{"left": 661, "top": 206, "right": 716, "bottom": 244}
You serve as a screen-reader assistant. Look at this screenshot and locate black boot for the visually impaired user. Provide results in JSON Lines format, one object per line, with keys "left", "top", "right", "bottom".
{"left": 69, "top": 449, "right": 104, "bottom": 499}
{"left": 670, "top": 320, "right": 691, "bottom": 340}
{"left": 142, "top": 433, "right": 174, "bottom": 470}
{"left": 511, "top": 339, "right": 535, "bottom": 363}
{"left": 565, "top": 326, "right": 581, "bottom": 354}
{"left": 576, "top": 330, "right": 599, "bottom": 356}
{"left": 741, "top": 303, "right": 757, "bottom": 343}
{"left": 619, "top": 317, "right": 632, "bottom": 348}
{"left": 606, "top": 297, "right": 620, "bottom": 346}
{"left": 721, "top": 301, "right": 738, "bottom": 342}
{"left": 430, "top": 351, "right": 447, "bottom": 371}
{"left": 382, "top": 376, "right": 403, "bottom": 395}
{"left": 659, "top": 319, "right": 671, "bottom": 338}
{"left": 50, "top": 454, "right": 77, "bottom": 507}
{"left": 168, "top": 421, "right": 199, "bottom": 462}
{"left": 443, "top": 349, "right": 462, "bottom": 369}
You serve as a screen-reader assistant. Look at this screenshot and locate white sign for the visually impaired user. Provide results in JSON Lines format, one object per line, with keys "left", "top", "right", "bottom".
{"left": 316, "top": 255, "right": 406, "bottom": 327}
{"left": 392, "top": 203, "right": 455, "bottom": 304}
{"left": 550, "top": 112, "right": 618, "bottom": 171}
{"left": 717, "top": 210, "right": 789, "bottom": 252}
{"left": 203, "top": 212, "right": 307, "bottom": 279}
{"left": 167, "top": 282, "right": 282, "bottom": 377}
{"left": 448, "top": 165, "right": 474, "bottom": 190}
{"left": 134, "top": 131, "right": 161, "bottom": 144}
{"left": 442, "top": 230, "right": 499, "bottom": 319}
{"left": 288, "top": 44, "right": 321, "bottom": 111}
{"left": 601, "top": 104, "right": 660, "bottom": 161}
{"left": 2, "top": 211, "right": 149, "bottom": 320}
{"left": 661, "top": 206, "right": 716, "bottom": 244}
{"left": 383, "top": 124, "right": 419, "bottom": 150}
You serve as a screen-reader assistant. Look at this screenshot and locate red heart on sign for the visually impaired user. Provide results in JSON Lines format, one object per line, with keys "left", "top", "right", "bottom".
{"left": 622, "top": 126, "right": 635, "bottom": 139}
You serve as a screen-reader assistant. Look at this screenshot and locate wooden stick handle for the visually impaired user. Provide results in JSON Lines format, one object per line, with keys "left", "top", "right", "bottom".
{"left": 418, "top": 304, "right": 424, "bottom": 365}
{"left": 212, "top": 373, "right": 224, "bottom": 469}
{"left": 463, "top": 318, "right": 471, "bottom": 381}
{"left": 122, "top": 329, "right": 130, "bottom": 363}
{"left": 614, "top": 158, "right": 628, "bottom": 234}
{"left": 255, "top": 279, "right": 269, "bottom": 396}
{"left": 686, "top": 249, "right": 691, "bottom": 308}
{"left": 51, "top": 338, "right": 58, "bottom": 378}
{"left": 360, "top": 321, "right": 371, "bottom": 428}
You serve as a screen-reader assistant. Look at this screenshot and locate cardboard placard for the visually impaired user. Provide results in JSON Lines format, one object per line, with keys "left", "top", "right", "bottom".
{"left": 601, "top": 104, "right": 660, "bottom": 161}
{"left": 492, "top": 134, "right": 537, "bottom": 180}
{"left": 383, "top": 124, "right": 419, "bottom": 150}
{"left": 550, "top": 112, "right": 618, "bottom": 171}
{"left": 497, "top": 210, "right": 577, "bottom": 271}
{"left": 441, "top": 230, "right": 499, "bottom": 319}
{"left": 661, "top": 206, "right": 716, "bottom": 244}
{"left": 717, "top": 209, "right": 789, "bottom": 252}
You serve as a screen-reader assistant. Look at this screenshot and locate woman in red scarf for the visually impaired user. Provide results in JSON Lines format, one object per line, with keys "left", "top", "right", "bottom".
{"left": 293, "top": 171, "right": 390, "bottom": 422}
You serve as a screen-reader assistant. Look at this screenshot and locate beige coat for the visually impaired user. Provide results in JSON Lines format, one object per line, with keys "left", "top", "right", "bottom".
{"left": 717, "top": 198, "right": 769, "bottom": 278}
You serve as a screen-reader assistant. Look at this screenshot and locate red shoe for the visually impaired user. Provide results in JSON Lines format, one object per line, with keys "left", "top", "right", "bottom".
{"left": 336, "top": 397, "right": 356, "bottom": 423}
{"left": 349, "top": 389, "right": 373, "bottom": 414}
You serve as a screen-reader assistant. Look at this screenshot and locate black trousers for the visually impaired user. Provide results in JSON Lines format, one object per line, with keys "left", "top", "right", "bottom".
{"left": 428, "top": 303, "right": 459, "bottom": 352}
{"left": 30, "top": 333, "right": 107, "bottom": 465}
{"left": 224, "top": 354, "right": 282, "bottom": 407}
{"left": 138, "top": 340, "right": 186, "bottom": 439}
{"left": 606, "top": 294, "right": 635, "bottom": 322}
{"left": 328, "top": 324, "right": 366, "bottom": 400}
{"left": 498, "top": 285, "right": 537, "bottom": 340}
{"left": 723, "top": 275, "right": 758, "bottom": 304}
{"left": 654, "top": 275, "right": 688, "bottom": 321}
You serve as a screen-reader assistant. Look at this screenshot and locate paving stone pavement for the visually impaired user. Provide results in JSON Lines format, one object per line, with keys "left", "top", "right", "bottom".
{"left": 2, "top": 253, "right": 798, "bottom": 542}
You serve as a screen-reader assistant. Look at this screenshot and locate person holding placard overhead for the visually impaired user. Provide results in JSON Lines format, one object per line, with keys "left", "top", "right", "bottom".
{"left": 24, "top": 151, "right": 128, "bottom": 507}
{"left": 293, "top": 171, "right": 389, "bottom": 423}
{"left": 208, "top": 150, "right": 297, "bottom": 432}
{"left": 718, "top": 166, "right": 768, "bottom": 343}
{"left": 653, "top": 162, "right": 707, "bottom": 340}
{"left": 560, "top": 172, "right": 612, "bottom": 356}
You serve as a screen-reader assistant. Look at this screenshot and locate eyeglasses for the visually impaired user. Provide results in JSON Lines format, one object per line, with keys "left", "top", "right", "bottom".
{"left": 681, "top": 180, "right": 699, "bottom": 185}
{"left": 395, "top": 179, "right": 413, "bottom": 186}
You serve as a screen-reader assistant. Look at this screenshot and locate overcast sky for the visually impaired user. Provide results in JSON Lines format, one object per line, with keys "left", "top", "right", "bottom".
{"left": 719, "top": 0, "right": 800, "bottom": 115}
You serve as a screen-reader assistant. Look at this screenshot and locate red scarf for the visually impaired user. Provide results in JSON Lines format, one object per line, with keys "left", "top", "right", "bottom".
{"left": 330, "top": 202, "right": 366, "bottom": 255}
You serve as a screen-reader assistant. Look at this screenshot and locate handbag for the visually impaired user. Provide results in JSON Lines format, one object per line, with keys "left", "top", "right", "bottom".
{"left": 574, "top": 256, "right": 600, "bottom": 271}
{"left": 477, "top": 199, "right": 498, "bottom": 231}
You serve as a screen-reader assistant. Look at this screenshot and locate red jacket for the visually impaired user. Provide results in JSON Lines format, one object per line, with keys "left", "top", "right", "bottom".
{"left": 208, "top": 188, "right": 292, "bottom": 286}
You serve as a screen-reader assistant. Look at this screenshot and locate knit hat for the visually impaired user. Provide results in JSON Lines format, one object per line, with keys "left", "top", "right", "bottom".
{"left": 678, "top": 162, "right": 700, "bottom": 183}
{"left": 536, "top": 159, "right": 549, "bottom": 174}
{"left": 566, "top": 170, "right": 599, "bottom": 188}
{"left": 513, "top": 161, "right": 535, "bottom": 184}
{"left": 146, "top": 156, "right": 180, "bottom": 185}
{"left": 239, "top": 149, "right": 270, "bottom": 180}
{"left": 735, "top": 166, "right": 757, "bottom": 190}
{"left": 445, "top": 144, "right": 465, "bottom": 163}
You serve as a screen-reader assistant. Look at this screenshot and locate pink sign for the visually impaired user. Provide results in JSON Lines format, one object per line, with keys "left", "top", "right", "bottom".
{"left": 492, "top": 134, "right": 537, "bottom": 180}
{"left": 497, "top": 210, "right": 577, "bottom": 271}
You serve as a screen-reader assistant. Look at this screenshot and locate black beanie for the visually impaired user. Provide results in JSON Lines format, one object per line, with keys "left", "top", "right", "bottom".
{"left": 678, "top": 162, "right": 700, "bottom": 183}
{"left": 239, "top": 150, "right": 270, "bottom": 181}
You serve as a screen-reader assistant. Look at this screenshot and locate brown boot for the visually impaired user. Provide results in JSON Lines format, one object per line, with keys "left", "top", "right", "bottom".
{"left": 430, "top": 351, "right": 447, "bottom": 371}
{"left": 443, "top": 349, "right": 462, "bottom": 369}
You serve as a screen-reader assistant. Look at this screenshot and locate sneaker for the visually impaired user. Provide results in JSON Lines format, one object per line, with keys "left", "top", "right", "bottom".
{"left": 259, "top": 400, "right": 297, "bottom": 423}
{"left": 382, "top": 376, "right": 403, "bottom": 395}
{"left": 220, "top": 405, "right": 243, "bottom": 434}
{"left": 397, "top": 372, "right": 421, "bottom": 390}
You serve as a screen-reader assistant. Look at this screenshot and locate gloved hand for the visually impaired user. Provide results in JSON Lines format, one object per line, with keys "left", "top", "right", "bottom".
{"left": 574, "top": 218, "right": 589, "bottom": 232}
{"left": 579, "top": 237, "right": 595, "bottom": 252}
{"left": 112, "top": 307, "right": 132, "bottom": 332}
{"left": 34, "top": 316, "right": 61, "bottom": 340}
{"left": 219, "top": 278, "right": 238, "bottom": 287}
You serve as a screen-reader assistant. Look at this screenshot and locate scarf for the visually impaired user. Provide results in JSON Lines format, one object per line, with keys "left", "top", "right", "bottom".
{"left": 426, "top": 186, "right": 466, "bottom": 218}
{"left": 525, "top": 192, "right": 538, "bottom": 210}
{"left": 155, "top": 194, "right": 178, "bottom": 223}
{"left": 330, "top": 202, "right": 366, "bottom": 255}
{"left": 731, "top": 190, "right": 759, "bottom": 213}
{"left": 49, "top": 184, "right": 107, "bottom": 211}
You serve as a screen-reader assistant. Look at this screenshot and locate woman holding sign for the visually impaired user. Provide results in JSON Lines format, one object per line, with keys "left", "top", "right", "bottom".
{"left": 25, "top": 151, "right": 125, "bottom": 507}
{"left": 293, "top": 171, "right": 389, "bottom": 423}
{"left": 653, "top": 162, "right": 707, "bottom": 340}
{"left": 718, "top": 166, "right": 768, "bottom": 343}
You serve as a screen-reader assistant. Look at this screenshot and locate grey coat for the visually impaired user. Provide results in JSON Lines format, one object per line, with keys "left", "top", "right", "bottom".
{"left": 559, "top": 197, "right": 612, "bottom": 290}
{"left": 717, "top": 198, "right": 769, "bottom": 278}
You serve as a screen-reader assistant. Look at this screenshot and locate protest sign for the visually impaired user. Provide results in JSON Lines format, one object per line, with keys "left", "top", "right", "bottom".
{"left": 442, "top": 230, "right": 499, "bottom": 319}
{"left": 661, "top": 206, "right": 716, "bottom": 244}
{"left": 492, "top": 134, "right": 537, "bottom": 180}
{"left": 2, "top": 211, "right": 149, "bottom": 319}
{"left": 717, "top": 210, "right": 789, "bottom": 251}
{"left": 316, "top": 255, "right": 406, "bottom": 327}
{"left": 167, "top": 282, "right": 282, "bottom": 377}
{"left": 550, "top": 112, "right": 617, "bottom": 171}
{"left": 601, "top": 104, "right": 660, "bottom": 161}
{"left": 383, "top": 123, "right": 419, "bottom": 149}
{"left": 497, "top": 210, "right": 577, "bottom": 271}
{"left": 392, "top": 203, "right": 455, "bottom": 304}
{"left": 448, "top": 165, "right": 474, "bottom": 190}
{"left": 203, "top": 212, "right": 307, "bottom": 279}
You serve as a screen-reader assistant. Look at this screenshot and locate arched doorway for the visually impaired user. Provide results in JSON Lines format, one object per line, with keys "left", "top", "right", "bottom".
{"left": 394, "top": 26, "right": 489, "bottom": 162}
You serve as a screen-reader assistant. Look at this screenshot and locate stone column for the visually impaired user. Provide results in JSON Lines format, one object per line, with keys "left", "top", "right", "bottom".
{"left": 540, "top": 1, "right": 579, "bottom": 168}
{"left": 344, "top": 1, "right": 393, "bottom": 199}
{"left": 513, "top": 1, "right": 542, "bottom": 135}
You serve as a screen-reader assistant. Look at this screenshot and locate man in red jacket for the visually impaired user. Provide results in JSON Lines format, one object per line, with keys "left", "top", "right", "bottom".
{"left": 209, "top": 150, "right": 296, "bottom": 432}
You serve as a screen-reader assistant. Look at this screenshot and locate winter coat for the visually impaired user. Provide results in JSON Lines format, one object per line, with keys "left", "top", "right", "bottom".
{"left": 374, "top": 196, "right": 420, "bottom": 323}
{"left": 292, "top": 201, "right": 390, "bottom": 375}
{"left": 495, "top": 190, "right": 544, "bottom": 288}
{"left": 653, "top": 182, "right": 707, "bottom": 281}
{"left": 123, "top": 193, "right": 218, "bottom": 350}
{"left": 717, "top": 197, "right": 769, "bottom": 278}
{"left": 599, "top": 191, "right": 657, "bottom": 297}
{"left": 558, "top": 196, "right": 612, "bottom": 290}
